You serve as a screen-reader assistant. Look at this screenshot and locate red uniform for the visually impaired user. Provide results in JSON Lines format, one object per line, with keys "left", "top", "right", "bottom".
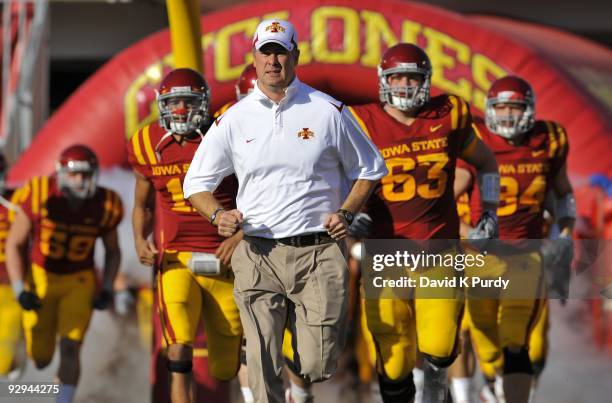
{"left": 349, "top": 94, "right": 475, "bottom": 239}
{"left": 14, "top": 176, "right": 122, "bottom": 274}
{"left": 354, "top": 95, "right": 475, "bottom": 379}
{"left": 127, "top": 120, "right": 243, "bottom": 376}
{"left": 0, "top": 190, "right": 15, "bottom": 284}
{"left": 459, "top": 118, "right": 568, "bottom": 239}
{"left": 126, "top": 121, "right": 237, "bottom": 253}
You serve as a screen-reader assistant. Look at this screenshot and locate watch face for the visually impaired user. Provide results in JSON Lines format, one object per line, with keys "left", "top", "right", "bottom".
{"left": 343, "top": 211, "right": 354, "bottom": 223}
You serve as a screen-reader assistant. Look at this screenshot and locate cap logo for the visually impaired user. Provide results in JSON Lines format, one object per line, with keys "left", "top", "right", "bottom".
{"left": 265, "top": 22, "right": 285, "bottom": 33}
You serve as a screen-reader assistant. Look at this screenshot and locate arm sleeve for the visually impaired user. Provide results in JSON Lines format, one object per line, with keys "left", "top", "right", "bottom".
{"left": 183, "top": 120, "right": 235, "bottom": 198}
{"left": 336, "top": 107, "right": 388, "bottom": 181}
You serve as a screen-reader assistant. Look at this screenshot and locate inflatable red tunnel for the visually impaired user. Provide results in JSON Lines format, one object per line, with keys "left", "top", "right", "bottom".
{"left": 8, "top": 0, "right": 611, "bottom": 185}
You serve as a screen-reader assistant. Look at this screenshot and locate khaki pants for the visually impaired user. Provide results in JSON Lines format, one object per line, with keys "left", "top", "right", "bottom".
{"left": 232, "top": 237, "right": 349, "bottom": 403}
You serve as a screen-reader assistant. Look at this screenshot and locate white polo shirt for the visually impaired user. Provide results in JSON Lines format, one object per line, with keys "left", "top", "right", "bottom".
{"left": 184, "top": 77, "right": 387, "bottom": 238}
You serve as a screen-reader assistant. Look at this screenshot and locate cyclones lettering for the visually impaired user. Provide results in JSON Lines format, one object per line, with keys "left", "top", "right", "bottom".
{"left": 124, "top": 6, "right": 507, "bottom": 138}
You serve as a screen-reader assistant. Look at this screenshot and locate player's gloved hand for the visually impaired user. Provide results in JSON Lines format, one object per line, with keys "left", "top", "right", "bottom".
{"left": 93, "top": 288, "right": 114, "bottom": 310}
{"left": 18, "top": 291, "right": 41, "bottom": 311}
{"left": 114, "top": 289, "right": 135, "bottom": 316}
{"left": 348, "top": 213, "right": 373, "bottom": 239}
{"left": 541, "top": 234, "right": 573, "bottom": 304}
{"left": 468, "top": 210, "right": 499, "bottom": 240}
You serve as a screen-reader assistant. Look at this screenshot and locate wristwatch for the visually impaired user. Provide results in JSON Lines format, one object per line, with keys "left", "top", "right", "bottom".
{"left": 336, "top": 209, "right": 355, "bottom": 225}
{"left": 210, "top": 207, "right": 225, "bottom": 226}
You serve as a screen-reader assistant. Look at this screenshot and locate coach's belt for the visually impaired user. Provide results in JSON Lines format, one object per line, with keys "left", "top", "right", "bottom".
{"left": 274, "top": 232, "right": 334, "bottom": 247}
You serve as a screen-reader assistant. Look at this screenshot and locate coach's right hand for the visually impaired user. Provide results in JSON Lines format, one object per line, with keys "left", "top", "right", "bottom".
{"left": 216, "top": 209, "right": 244, "bottom": 238}
{"left": 18, "top": 291, "right": 41, "bottom": 311}
{"left": 136, "top": 238, "right": 158, "bottom": 266}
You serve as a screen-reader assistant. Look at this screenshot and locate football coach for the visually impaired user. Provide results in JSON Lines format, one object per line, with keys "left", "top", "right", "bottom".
{"left": 184, "top": 19, "right": 387, "bottom": 403}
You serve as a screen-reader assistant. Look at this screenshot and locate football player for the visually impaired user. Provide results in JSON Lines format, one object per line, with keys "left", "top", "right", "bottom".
{"left": 349, "top": 43, "right": 500, "bottom": 403}
{"left": 454, "top": 75, "right": 574, "bottom": 403}
{"left": 6, "top": 145, "right": 123, "bottom": 403}
{"left": 0, "top": 153, "right": 25, "bottom": 381}
{"left": 126, "top": 68, "right": 244, "bottom": 403}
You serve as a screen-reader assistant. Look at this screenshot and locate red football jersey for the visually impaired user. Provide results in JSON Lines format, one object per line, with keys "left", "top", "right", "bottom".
{"left": 126, "top": 122, "right": 237, "bottom": 253}
{"left": 457, "top": 118, "right": 569, "bottom": 239}
{"left": 0, "top": 190, "right": 15, "bottom": 284}
{"left": 349, "top": 95, "right": 474, "bottom": 239}
{"left": 15, "top": 176, "right": 123, "bottom": 274}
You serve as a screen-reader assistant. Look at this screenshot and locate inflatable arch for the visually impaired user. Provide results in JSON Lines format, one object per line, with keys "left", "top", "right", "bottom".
{"left": 8, "top": 0, "right": 612, "bottom": 182}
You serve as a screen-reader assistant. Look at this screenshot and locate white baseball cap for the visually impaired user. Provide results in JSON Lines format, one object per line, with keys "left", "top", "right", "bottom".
{"left": 252, "top": 19, "right": 298, "bottom": 51}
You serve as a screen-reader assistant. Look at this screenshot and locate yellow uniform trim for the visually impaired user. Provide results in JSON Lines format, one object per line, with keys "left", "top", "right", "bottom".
{"left": 9, "top": 186, "right": 30, "bottom": 222}
{"left": 142, "top": 125, "right": 157, "bottom": 165}
{"left": 31, "top": 177, "right": 40, "bottom": 215}
{"left": 130, "top": 130, "right": 146, "bottom": 165}
{"left": 459, "top": 98, "right": 469, "bottom": 129}
{"left": 449, "top": 96, "right": 459, "bottom": 130}
{"left": 41, "top": 176, "right": 48, "bottom": 204}
{"left": 472, "top": 123, "right": 484, "bottom": 139}
{"left": 545, "top": 121, "right": 558, "bottom": 159}
{"left": 213, "top": 102, "right": 234, "bottom": 119}
{"left": 101, "top": 189, "right": 113, "bottom": 228}
{"left": 347, "top": 106, "right": 372, "bottom": 139}
{"left": 556, "top": 124, "right": 567, "bottom": 158}
{"left": 40, "top": 176, "right": 49, "bottom": 217}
